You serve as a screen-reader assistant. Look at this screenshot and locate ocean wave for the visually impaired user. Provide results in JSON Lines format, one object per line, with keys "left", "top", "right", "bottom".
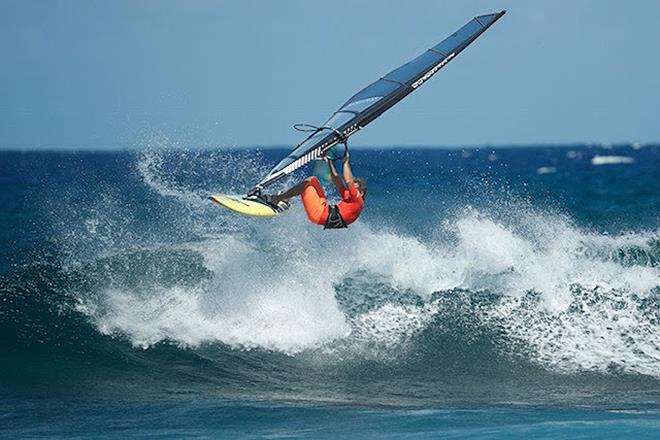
{"left": 3, "top": 149, "right": 659, "bottom": 403}
{"left": 8, "top": 207, "right": 659, "bottom": 373}
{"left": 49, "top": 153, "right": 660, "bottom": 369}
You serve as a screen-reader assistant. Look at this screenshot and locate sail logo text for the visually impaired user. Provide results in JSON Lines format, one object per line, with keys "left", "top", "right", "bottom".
{"left": 411, "top": 52, "right": 456, "bottom": 89}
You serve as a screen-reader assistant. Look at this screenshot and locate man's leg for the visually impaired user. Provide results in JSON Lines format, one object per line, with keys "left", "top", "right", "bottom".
{"left": 270, "top": 177, "right": 328, "bottom": 224}
{"left": 271, "top": 178, "right": 312, "bottom": 204}
{"left": 298, "top": 177, "right": 329, "bottom": 225}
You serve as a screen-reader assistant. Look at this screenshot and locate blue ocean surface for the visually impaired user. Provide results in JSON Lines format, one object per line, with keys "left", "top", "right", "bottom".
{"left": 1, "top": 144, "right": 659, "bottom": 438}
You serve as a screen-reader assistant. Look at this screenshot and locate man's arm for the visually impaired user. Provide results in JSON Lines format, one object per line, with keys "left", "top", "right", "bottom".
{"left": 326, "top": 156, "right": 347, "bottom": 193}
{"left": 342, "top": 150, "right": 354, "bottom": 186}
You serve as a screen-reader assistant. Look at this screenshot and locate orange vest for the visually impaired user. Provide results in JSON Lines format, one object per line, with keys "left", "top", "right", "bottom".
{"left": 337, "top": 185, "right": 364, "bottom": 225}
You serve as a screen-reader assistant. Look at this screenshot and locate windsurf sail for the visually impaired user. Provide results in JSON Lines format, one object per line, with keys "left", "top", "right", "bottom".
{"left": 248, "top": 11, "right": 505, "bottom": 195}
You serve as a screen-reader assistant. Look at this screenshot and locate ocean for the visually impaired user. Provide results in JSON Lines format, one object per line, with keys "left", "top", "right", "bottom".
{"left": 1, "top": 144, "right": 659, "bottom": 438}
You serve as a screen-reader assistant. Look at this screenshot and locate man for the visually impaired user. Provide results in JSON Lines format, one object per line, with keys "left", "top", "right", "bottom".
{"left": 268, "top": 151, "right": 366, "bottom": 229}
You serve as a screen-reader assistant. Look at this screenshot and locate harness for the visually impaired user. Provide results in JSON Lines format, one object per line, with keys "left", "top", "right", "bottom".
{"left": 324, "top": 204, "right": 347, "bottom": 229}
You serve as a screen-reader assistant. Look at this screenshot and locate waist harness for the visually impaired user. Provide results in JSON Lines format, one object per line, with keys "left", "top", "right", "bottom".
{"left": 324, "top": 204, "right": 347, "bottom": 229}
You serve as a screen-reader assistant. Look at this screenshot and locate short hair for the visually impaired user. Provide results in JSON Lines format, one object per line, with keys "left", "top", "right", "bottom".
{"left": 354, "top": 177, "right": 367, "bottom": 198}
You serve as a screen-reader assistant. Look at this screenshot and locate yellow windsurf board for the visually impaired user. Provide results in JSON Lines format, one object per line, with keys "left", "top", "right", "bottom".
{"left": 209, "top": 194, "right": 279, "bottom": 218}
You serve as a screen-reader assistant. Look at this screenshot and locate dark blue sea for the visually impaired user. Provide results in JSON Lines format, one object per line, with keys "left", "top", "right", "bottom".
{"left": 1, "top": 144, "right": 659, "bottom": 438}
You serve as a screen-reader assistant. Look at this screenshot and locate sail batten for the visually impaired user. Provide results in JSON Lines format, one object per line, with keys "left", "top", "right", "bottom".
{"left": 249, "top": 11, "right": 505, "bottom": 194}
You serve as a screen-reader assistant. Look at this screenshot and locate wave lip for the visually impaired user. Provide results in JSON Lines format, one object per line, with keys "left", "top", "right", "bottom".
{"left": 591, "top": 155, "right": 635, "bottom": 166}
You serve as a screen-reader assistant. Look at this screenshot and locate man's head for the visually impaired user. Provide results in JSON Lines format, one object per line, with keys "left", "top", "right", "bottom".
{"left": 353, "top": 177, "right": 367, "bottom": 198}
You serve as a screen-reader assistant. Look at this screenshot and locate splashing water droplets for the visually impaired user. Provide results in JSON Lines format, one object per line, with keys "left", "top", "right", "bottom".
{"left": 58, "top": 148, "right": 660, "bottom": 377}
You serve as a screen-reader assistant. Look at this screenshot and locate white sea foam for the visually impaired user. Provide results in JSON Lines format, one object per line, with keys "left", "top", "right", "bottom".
{"left": 536, "top": 166, "right": 557, "bottom": 175}
{"left": 350, "top": 302, "right": 440, "bottom": 351}
{"left": 79, "top": 234, "right": 351, "bottom": 353}
{"left": 566, "top": 150, "right": 582, "bottom": 160}
{"left": 591, "top": 155, "right": 636, "bottom": 165}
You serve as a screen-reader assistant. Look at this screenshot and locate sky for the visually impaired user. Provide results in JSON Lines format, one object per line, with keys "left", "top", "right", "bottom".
{"left": 1, "top": 0, "right": 660, "bottom": 150}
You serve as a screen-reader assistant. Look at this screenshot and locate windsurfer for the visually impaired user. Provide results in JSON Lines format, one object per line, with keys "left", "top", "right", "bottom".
{"left": 268, "top": 151, "right": 366, "bottom": 229}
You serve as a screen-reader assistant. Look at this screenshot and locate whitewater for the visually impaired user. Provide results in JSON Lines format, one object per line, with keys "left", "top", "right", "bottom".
{"left": 34, "top": 146, "right": 660, "bottom": 378}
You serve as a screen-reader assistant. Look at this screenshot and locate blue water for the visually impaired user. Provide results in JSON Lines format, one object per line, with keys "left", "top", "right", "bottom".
{"left": 1, "top": 144, "right": 659, "bottom": 438}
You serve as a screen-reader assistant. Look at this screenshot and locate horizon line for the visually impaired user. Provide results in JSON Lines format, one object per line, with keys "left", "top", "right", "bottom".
{"left": 0, "top": 141, "right": 657, "bottom": 153}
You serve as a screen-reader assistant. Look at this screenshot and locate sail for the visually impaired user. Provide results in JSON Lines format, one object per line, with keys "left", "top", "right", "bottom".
{"left": 249, "top": 11, "right": 505, "bottom": 194}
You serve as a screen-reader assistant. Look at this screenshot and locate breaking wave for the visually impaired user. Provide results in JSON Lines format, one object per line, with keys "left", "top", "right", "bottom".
{"left": 3, "top": 148, "right": 659, "bottom": 404}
